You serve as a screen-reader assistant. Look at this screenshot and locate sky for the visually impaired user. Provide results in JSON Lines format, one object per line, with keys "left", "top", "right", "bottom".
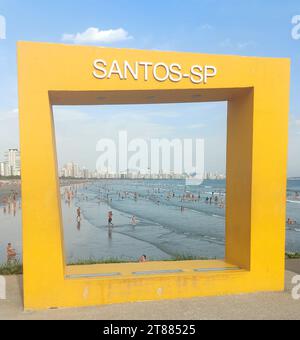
{"left": 53, "top": 103, "right": 227, "bottom": 174}
{"left": 0, "top": 0, "right": 299, "bottom": 176}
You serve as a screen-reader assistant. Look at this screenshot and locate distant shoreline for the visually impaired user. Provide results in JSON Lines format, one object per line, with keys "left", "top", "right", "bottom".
{"left": 0, "top": 179, "right": 90, "bottom": 204}
{"left": 1, "top": 176, "right": 299, "bottom": 181}
{"left": 0, "top": 180, "right": 20, "bottom": 203}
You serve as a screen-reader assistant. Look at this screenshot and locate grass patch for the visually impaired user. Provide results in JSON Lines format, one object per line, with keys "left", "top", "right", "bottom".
{"left": 0, "top": 261, "right": 23, "bottom": 275}
{"left": 68, "top": 258, "right": 129, "bottom": 266}
{"left": 286, "top": 252, "right": 300, "bottom": 259}
{"left": 0, "top": 256, "right": 214, "bottom": 275}
{"left": 68, "top": 255, "right": 212, "bottom": 266}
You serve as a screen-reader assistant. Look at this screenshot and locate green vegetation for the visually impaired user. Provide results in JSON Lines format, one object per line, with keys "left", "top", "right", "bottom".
{"left": 0, "top": 261, "right": 23, "bottom": 275}
{"left": 4, "top": 254, "right": 300, "bottom": 276}
{"left": 68, "top": 258, "right": 129, "bottom": 266}
{"left": 68, "top": 255, "right": 212, "bottom": 266}
{"left": 0, "top": 256, "right": 215, "bottom": 275}
{"left": 286, "top": 252, "right": 300, "bottom": 259}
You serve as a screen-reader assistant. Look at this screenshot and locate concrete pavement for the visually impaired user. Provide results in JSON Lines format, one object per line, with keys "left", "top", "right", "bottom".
{"left": 286, "top": 259, "right": 300, "bottom": 274}
{"left": 0, "top": 269, "right": 299, "bottom": 320}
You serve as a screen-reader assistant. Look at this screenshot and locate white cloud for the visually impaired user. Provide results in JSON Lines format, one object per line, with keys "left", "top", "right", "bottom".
{"left": 62, "top": 27, "right": 133, "bottom": 44}
{"left": 220, "top": 38, "right": 256, "bottom": 50}
{"left": 296, "top": 120, "right": 300, "bottom": 126}
{"left": 237, "top": 41, "right": 256, "bottom": 49}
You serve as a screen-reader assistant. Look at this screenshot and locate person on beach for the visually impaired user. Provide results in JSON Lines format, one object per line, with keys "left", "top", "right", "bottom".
{"left": 139, "top": 255, "right": 147, "bottom": 263}
{"left": 219, "top": 198, "right": 225, "bottom": 209}
{"left": 108, "top": 211, "right": 114, "bottom": 227}
{"left": 288, "top": 218, "right": 297, "bottom": 225}
{"left": 7, "top": 243, "right": 17, "bottom": 263}
{"left": 13, "top": 201, "right": 16, "bottom": 217}
{"left": 108, "top": 226, "right": 113, "bottom": 239}
{"left": 131, "top": 216, "right": 138, "bottom": 226}
{"left": 77, "top": 207, "right": 81, "bottom": 222}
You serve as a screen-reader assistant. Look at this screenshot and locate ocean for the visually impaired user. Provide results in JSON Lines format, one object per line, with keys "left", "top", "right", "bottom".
{"left": 0, "top": 179, "right": 300, "bottom": 264}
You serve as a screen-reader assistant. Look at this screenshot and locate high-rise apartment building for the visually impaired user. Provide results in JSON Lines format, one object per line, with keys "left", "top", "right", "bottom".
{"left": 0, "top": 149, "right": 21, "bottom": 177}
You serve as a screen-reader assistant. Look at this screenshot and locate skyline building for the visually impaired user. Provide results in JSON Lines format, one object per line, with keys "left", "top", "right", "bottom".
{"left": 59, "top": 161, "right": 226, "bottom": 180}
{"left": 0, "top": 148, "right": 20, "bottom": 177}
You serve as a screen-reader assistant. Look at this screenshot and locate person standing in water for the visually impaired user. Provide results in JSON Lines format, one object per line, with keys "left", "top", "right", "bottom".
{"left": 108, "top": 211, "right": 114, "bottom": 227}
{"left": 131, "top": 216, "right": 138, "bottom": 226}
{"left": 77, "top": 207, "right": 81, "bottom": 222}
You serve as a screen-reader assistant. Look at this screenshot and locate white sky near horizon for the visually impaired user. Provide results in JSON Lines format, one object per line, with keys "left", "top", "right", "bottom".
{"left": 52, "top": 102, "right": 228, "bottom": 175}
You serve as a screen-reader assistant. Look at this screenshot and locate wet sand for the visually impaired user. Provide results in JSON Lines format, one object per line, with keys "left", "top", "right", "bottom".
{"left": 0, "top": 179, "right": 90, "bottom": 204}
{"left": 0, "top": 181, "right": 21, "bottom": 204}
{"left": 1, "top": 179, "right": 300, "bottom": 265}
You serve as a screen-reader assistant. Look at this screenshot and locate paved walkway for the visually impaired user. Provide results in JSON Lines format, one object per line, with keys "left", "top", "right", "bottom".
{"left": 0, "top": 269, "right": 299, "bottom": 320}
{"left": 286, "top": 259, "right": 300, "bottom": 274}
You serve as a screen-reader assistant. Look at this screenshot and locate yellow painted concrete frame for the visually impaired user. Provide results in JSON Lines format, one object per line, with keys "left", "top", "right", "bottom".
{"left": 17, "top": 42, "right": 290, "bottom": 310}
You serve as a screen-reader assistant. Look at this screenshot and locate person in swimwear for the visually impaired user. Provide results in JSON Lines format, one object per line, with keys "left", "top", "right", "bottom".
{"left": 77, "top": 207, "right": 81, "bottom": 222}
{"left": 139, "top": 255, "right": 147, "bottom": 263}
{"left": 108, "top": 211, "right": 114, "bottom": 227}
{"left": 131, "top": 216, "right": 138, "bottom": 226}
{"left": 7, "top": 243, "right": 17, "bottom": 264}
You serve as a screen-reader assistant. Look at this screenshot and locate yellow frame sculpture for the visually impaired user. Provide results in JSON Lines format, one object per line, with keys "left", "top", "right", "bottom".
{"left": 17, "top": 42, "right": 290, "bottom": 310}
